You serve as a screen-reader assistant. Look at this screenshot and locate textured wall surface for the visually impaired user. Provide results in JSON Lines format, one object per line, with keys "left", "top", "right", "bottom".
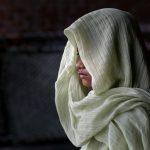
{"left": 0, "top": 0, "right": 149, "bottom": 49}
{"left": 0, "top": 0, "right": 149, "bottom": 31}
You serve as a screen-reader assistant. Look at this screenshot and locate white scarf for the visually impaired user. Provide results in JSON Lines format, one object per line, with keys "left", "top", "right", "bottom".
{"left": 55, "top": 8, "right": 150, "bottom": 150}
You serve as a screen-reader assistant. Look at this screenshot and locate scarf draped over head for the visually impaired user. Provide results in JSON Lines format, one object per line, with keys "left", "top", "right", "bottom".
{"left": 55, "top": 8, "right": 150, "bottom": 150}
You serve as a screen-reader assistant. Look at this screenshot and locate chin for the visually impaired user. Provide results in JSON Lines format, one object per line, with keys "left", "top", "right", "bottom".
{"left": 82, "top": 80, "right": 91, "bottom": 88}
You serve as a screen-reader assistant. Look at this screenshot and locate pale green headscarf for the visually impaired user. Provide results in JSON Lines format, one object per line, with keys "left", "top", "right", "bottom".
{"left": 55, "top": 8, "right": 150, "bottom": 150}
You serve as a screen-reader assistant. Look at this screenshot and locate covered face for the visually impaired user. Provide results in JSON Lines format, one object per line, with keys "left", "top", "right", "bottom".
{"left": 76, "top": 56, "right": 92, "bottom": 88}
{"left": 58, "top": 8, "right": 150, "bottom": 95}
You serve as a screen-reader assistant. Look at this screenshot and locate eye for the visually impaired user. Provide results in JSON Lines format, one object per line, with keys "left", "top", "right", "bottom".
{"left": 77, "top": 49, "right": 79, "bottom": 56}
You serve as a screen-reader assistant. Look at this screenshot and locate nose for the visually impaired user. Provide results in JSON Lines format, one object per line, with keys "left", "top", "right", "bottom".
{"left": 76, "top": 58, "right": 85, "bottom": 70}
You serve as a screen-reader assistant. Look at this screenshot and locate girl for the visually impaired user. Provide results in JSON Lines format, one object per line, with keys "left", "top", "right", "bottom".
{"left": 55, "top": 8, "right": 150, "bottom": 150}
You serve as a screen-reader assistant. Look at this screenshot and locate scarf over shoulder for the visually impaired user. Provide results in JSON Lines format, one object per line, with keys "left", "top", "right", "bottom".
{"left": 55, "top": 8, "right": 150, "bottom": 150}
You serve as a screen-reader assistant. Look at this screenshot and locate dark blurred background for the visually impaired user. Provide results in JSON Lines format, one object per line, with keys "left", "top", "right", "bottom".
{"left": 0, "top": 0, "right": 149, "bottom": 150}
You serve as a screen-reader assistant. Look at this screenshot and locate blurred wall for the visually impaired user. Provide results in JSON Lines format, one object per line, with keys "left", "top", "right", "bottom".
{"left": 0, "top": 0, "right": 149, "bottom": 48}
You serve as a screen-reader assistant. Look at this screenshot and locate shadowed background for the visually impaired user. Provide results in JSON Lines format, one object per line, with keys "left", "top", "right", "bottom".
{"left": 0, "top": 0, "right": 150, "bottom": 149}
